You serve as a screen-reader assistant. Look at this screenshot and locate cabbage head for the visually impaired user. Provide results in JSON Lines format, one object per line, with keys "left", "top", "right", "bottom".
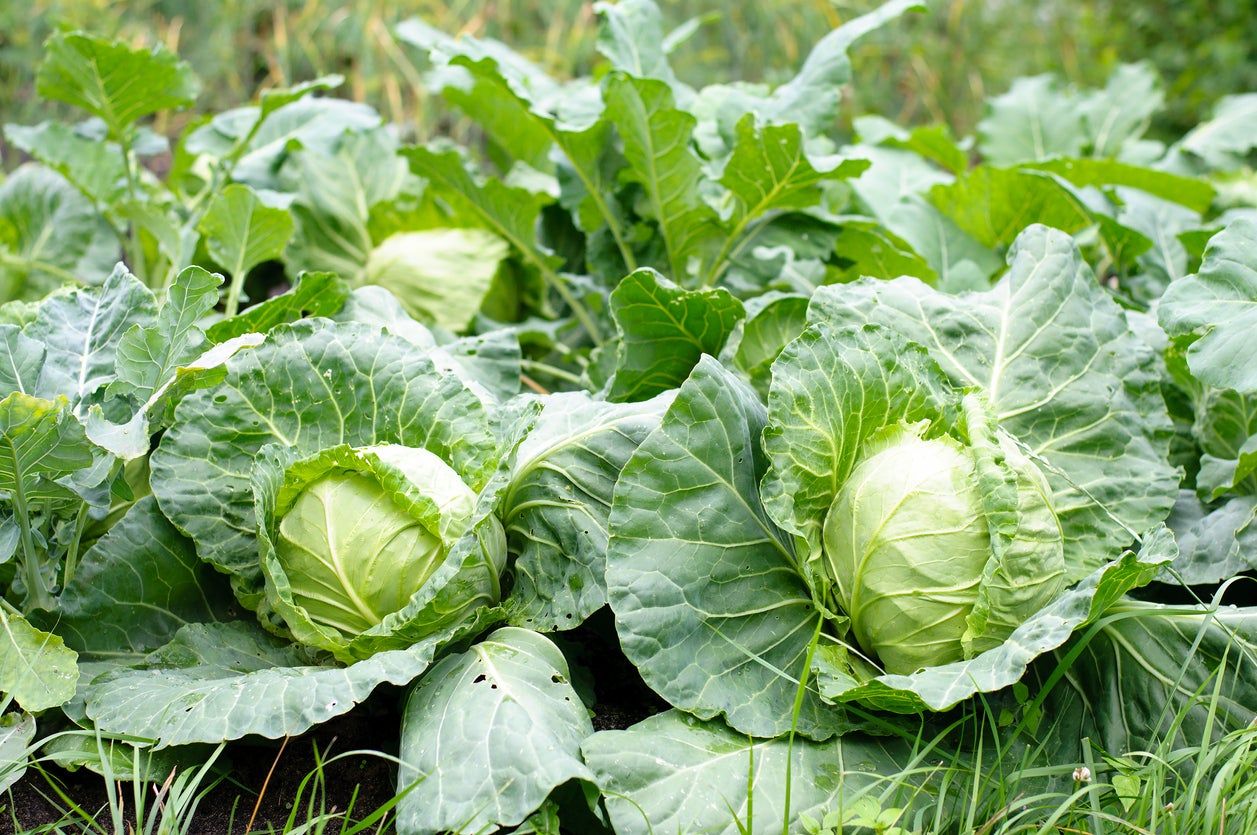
{"left": 362, "top": 228, "right": 509, "bottom": 333}
{"left": 257, "top": 443, "right": 507, "bottom": 661}
{"left": 821, "top": 413, "right": 1065, "bottom": 675}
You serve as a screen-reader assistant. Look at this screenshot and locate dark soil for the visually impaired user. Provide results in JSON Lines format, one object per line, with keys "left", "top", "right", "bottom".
{"left": 2, "top": 608, "right": 665, "bottom": 834}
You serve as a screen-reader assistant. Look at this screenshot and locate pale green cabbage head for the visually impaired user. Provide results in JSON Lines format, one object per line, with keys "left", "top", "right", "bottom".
{"left": 821, "top": 421, "right": 1065, "bottom": 675}
{"left": 362, "top": 228, "right": 509, "bottom": 332}
{"left": 261, "top": 444, "right": 507, "bottom": 657}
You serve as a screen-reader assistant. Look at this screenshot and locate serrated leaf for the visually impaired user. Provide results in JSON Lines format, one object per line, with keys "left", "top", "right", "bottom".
{"left": 198, "top": 184, "right": 294, "bottom": 282}
{"left": 608, "top": 269, "right": 744, "bottom": 401}
{"left": 36, "top": 32, "right": 199, "bottom": 139}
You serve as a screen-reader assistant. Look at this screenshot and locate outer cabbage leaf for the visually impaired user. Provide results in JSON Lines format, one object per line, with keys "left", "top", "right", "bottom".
{"left": 81, "top": 620, "right": 459, "bottom": 748}
{"left": 606, "top": 357, "right": 842, "bottom": 740}
{"left": 1159, "top": 218, "right": 1257, "bottom": 394}
{"left": 502, "top": 391, "right": 670, "bottom": 631}
{"left": 582, "top": 710, "right": 916, "bottom": 835}
{"left": 396, "top": 628, "right": 593, "bottom": 835}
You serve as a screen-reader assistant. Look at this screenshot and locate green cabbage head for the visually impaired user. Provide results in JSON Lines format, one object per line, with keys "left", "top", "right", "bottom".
{"left": 362, "top": 228, "right": 509, "bottom": 332}
{"left": 821, "top": 418, "right": 1065, "bottom": 675}
{"left": 258, "top": 443, "right": 507, "bottom": 660}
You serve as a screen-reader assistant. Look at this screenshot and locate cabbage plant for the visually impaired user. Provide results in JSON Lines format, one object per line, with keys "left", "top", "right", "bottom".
{"left": 607, "top": 225, "right": 1180, "bottom": 739}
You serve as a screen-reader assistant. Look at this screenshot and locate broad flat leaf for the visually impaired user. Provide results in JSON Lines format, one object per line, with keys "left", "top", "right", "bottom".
{"left": 4, "top": 122, "right": 129, "bottom": 206}
{"left": 26, "top": 263, "right": 157, "bottom": 408}
{"left": 1027, "top": 158, "right": 1214, "bottom": 214}
{"left": 503, "top": 392, "right": 669, "bottom": 630}
{"left": 0, "top": 712, "right": 35, "bottom": 793}
{"left": 284, "top": 130, "right": 404, "bottom": 281}
{"left": 1159, "top": 218, "right": 1257, "bottom": 394}
{"left": 113, "top": 266, "right": 221, "bottom": 403}
{"left": 36, "top": 32, "right": 199, "bottom": 139}
{"left": 583, "top": 710, "right": 914, "bottom": 835}
{"left": 1051, "top": 601, "right": 1257, "bottom": 756}
{"left": 1078, "top": 63, "right": 1163, "bottom": 159}
{"left": 812, "top": 225, "right": 1177, "bottom": 576}
{"left": 604, "top": 74, "right": 717, "bottom": 281}
{"left": 0, "top": 164, "right": 117, "bottom": 301}
{"left": 0, "top": 607, "right": 78, "bottom": 712}
{"left": 929, "top": 167, "right": 1092, "bottom": 249}
{"left": 848, "top": 146, "right": 952, "bottom": 219}
{"left": 206, "top": 271, "right": 350, "bottom": 344}
{"left": 818, "top": 529, "right": 1174, "bottom": 712}
{"left": 759, "top": 323, "right": 955, "bottom": 568}
{"left": 0, "top": 393, "right": 95, "bottom": 503}
{"left": 85, "top": 332, "right": 265, "bottom": 460}
{"left": 332, "top": 286, "right": 521, "bottom": 403}
{"left": 1181, "top": 94, "right": 1257, "bottom": 167}
{"left": 608, "top": 269, "right": 744, "bottom": 401}
{"left": 0, "top": 325, "right": 45, "bottom": 395}
{"left": 149, "top": 319, "right": 496, "bottom": 602}
{"left": 977, "top": 75, "right": 1087, "bottom": 165}
{"left": 198, "top": 184, "right": 294, "bottom": 280}
{"left": 36, "top": 497, "right": 234, "bottom": 660}
{"left": 855, "top": 116, "right": 968, "bottom": 175}
{"left": 186, "top": 98, "right": 381, "bottom": 191}
{"left": 396, "top": 628, "right": 593, "bottom": 835}
{"left": 607, "top": 357, "right": 842, "bottom": 740}
{"left": 1165, "top": 492, "right": 1257, "bottom": 585}
{"left": 1114, "top": 189, "right": 1199, "bottom": 303}
{"left": 883, "top": 198, "right": 1002, "bottom": 291}
{"left": 831, "top": 221, "right": 937, "bottom": 284}
{"left": 396, "top": 21, "right": 559, "bottom": 169}
{"left": 83, "top": 621, "right": 441, "bottom": 747}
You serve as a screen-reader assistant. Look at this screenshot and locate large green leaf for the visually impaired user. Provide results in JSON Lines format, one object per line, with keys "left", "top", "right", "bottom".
{"left": 1166, "top": 493, "right": 1257, "bottom": 585}
{"left": 198, "top": 185, "right": 294, "bottom": 287}
{"left": 502, "top": 391, "right": 669, "bottom": 631}
{"left": 0, "top": 164, "right": 117, "bottom": 301}
{"left": 811, "top": 224, "right": 1177, "bottom": 576}
{"left": 36, "top": 32, "right": 199, "bottom": 140}
{"left": 205, "top": 271, "right": 349, "bottom": 344}
{"left": 606, "top": 357, "right": 841, "bottom": 740}
{"left": 0, "top": 607, "right": 78, "bottom": 712}
{"left": 0, "top": 712, "right": 35, "bottom": 793}
{"left": 0, "top": 325, "right": 44, "bottom": 395}
{"left": 82, "top": 621, "right": 443, "bottom": 747}
{"left": 26, "top": 263, "right": 157, "bottom": 408}
{"left": 4, "top": 122, "right": 129, "bottom": 206}
{"left": 149, "top": 319, "right": 497, "bottom": 603}
{"left": 608, "top": 269, "right": 744, "bottom": 402}
{"left": 928, "top": 167, "right": 1092, "bottom": 249}
{"left": 36, "top": 497, "right": 234, "bottom": 660}
{"left": 0, "top": 393, "right": 95, "bottom": 503}
{"left": 1159, "top": 218, "right": 1257, "bottom": 394}
{"left": 977, "top": 75, "right": 1087, "bottom": 165}
{"left": 112, "top": 266, "right": 221, "bottom": 404}
{"left": 1050, "top": 601, "right": 1257, "bottom": 756}
{"left": 396, "top": 629, "right": 593, "bottom": 835}
{"left": 582, "top": 710, "right": 914, "bottom": 835}
{"left": 604, "top": 73, "right": 717, "bottom": 281}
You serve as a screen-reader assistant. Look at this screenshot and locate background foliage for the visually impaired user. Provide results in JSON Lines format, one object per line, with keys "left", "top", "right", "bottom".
{"left": 2, "top": 0, "right": 1254, "bottom": 151}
